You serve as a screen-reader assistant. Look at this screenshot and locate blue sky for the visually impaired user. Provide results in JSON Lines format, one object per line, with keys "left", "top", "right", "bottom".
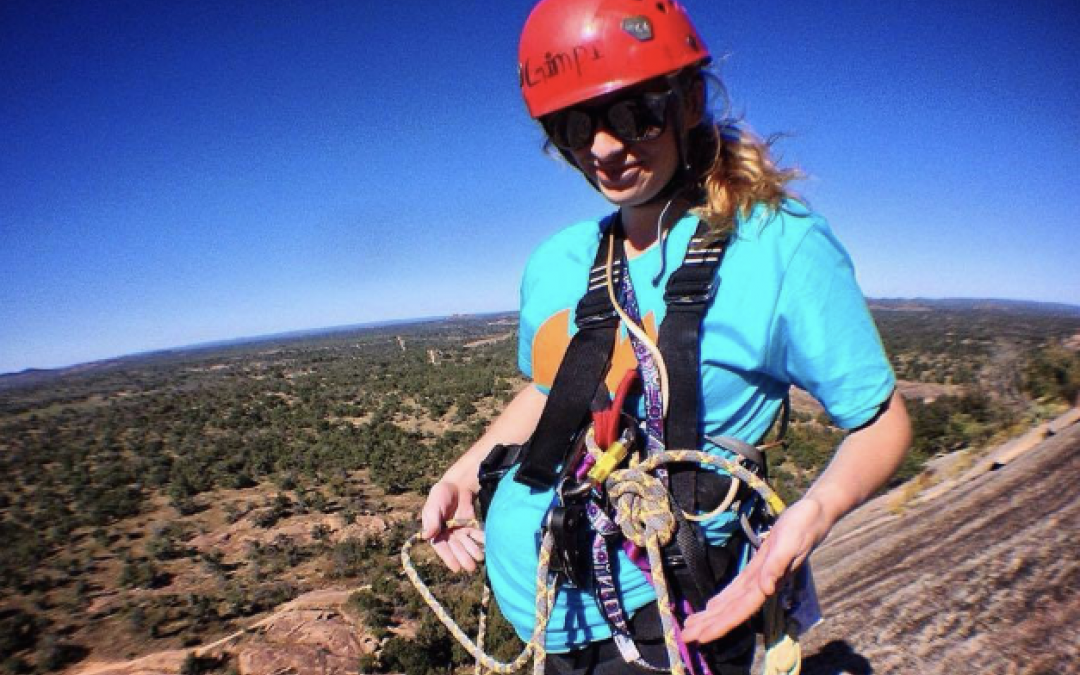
{"left": 2, "top": 0, "right": 1078, "bottom": 374}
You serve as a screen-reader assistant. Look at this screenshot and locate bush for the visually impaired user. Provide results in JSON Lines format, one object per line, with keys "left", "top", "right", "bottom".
{"left": 328, "top": 537, "right": 376, "bottom": 579}
{"left": 247, "top": 582, "right": 296, "bottom": 612}
{"left": 347, "top": 590, "right": 393, "bottom": 639}
{"left": 379, "top": 632, "right": 452, "bottom": 675}
{"left": 35, "top": 635, "right": 87, "bottom": 671}
{"left": 0, "top": 608, "right": 42, "bottom": 654}
{"left": 180, "top": 653, "right": 225, "bottom": 675}
{"left": 1024, "top": 345, "right": 1080, "bottom": 404}
{"left": 118, "top": 558, "right": 168, "bottom": 589}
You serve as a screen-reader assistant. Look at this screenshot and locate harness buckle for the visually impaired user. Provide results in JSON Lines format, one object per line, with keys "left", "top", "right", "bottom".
{"left": 575, "top": 306, "right": 619, "bottom": 327}
{"left": 663, "top": 277, "right": 719, "bottom": 307}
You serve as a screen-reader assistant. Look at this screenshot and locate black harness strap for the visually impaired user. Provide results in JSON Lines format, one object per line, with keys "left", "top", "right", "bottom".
{"left": 660, "top": 225, "right": 728, "bottom": 453}
{"left": 658, "top": 223, "right": 731, "bottom": 610}
{"left": 515, "top": 215, "right": 625, "bottom": 490}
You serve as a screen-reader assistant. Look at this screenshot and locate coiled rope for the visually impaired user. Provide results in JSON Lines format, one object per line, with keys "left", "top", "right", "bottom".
{"left": 607, "top": 450, "right": 800, "bottom": 675}
{"left": 402, "top": 448, "right": 801, "bottom": 675}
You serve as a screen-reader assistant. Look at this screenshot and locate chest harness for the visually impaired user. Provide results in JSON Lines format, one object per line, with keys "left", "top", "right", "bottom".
{"left": 403, "top": 213, "right": 802, "bottom": 675}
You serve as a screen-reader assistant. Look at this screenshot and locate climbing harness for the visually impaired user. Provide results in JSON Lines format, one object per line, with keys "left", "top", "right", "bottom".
{"left": 403, "top": 212, "right": 807, "bottom": 675}
{"left": 402, "top": 451, "right": 800, "bottom": 675}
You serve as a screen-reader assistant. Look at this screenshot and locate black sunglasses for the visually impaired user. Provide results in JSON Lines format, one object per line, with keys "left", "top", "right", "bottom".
{"left": 542, "top": 90, "right": 673, "bottom": 152}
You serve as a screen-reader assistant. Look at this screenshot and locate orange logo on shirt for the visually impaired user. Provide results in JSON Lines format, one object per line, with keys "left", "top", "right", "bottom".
{"left": 532, "top": 309, "right": 658, "bottom": 392}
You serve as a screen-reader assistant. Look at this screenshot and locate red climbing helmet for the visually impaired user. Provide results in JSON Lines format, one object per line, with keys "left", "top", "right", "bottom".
{"left": 518, "top": 0, "right": 710, "bottom": 119}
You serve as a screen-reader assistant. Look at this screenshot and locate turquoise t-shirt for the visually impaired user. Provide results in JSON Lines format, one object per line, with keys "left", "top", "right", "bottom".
{"left": 485, "top": 201, "right": 895, "bottom": 650}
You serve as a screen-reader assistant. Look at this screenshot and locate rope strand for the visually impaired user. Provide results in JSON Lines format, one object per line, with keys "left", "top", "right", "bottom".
{"left": 401, "top": 519, "right": 558, "bottom": 675}
{"left": 402, "top": 450, "right": 801, "bottom": 675}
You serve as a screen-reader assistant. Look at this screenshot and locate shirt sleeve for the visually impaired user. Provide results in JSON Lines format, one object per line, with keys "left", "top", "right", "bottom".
{"left": 769, "top": 219, "right": 896, "bottom": 429}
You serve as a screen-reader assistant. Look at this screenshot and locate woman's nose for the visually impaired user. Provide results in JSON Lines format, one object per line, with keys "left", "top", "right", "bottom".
{"left": 589, "top": 126, "right": 627, "bottom": 160}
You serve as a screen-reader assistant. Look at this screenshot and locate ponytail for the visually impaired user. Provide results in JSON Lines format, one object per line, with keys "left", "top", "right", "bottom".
{"left": 687, "top": 73, "right": 803, "bottom": 235}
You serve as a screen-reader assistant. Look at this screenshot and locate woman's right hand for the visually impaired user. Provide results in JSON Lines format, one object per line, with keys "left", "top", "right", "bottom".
{"left": 420, "top": 480, "right": 486, "bottom": 573}
{"left": 418, "top": 384, "right": 547, "bottom": 573}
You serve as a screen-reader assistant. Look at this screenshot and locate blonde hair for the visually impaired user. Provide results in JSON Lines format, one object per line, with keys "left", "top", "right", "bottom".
{"left": 687, "top": 71, "right": 803, "bottom": 235}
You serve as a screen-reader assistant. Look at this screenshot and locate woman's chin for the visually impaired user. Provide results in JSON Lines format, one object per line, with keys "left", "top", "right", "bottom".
{"left": 595, "top": 166, "right": 640, "bottom": 190}
{"left": 593, "top": 167, "right": 672, "bottom": 207}
{"left": 598, "top": 183, "right": 660, "bottom": 207}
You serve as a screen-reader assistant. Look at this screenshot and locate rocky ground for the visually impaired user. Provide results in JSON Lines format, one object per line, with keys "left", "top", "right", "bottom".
{"left": 798, "top": 411, "right": 1080, "bottom": 674}
{"left": 67, "top": 411, "right": 1079, "bottom": 675}
{"left": 70, "top": 589, "right": 378, "bottom": 675}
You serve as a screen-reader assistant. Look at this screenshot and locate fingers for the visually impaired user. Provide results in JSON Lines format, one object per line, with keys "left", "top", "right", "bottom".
{"left": 421, "top": 483, "right": 454, "bottom": 540}
{"left": 683, "top": 533, "right": 790, "bottom": 644}
{"left": 448, "top": 529, "right": 485, "bottom": 572}
{"left": 456, "top": 528, "right": 485, "bottom": 562}
{"left": 430, "top": 527, "right": 485, "bottom": 573}
{"left": 430, "top": 538, "right": 462, "bottom": 573}
{"left": 421, "top": 482, "right": 485, "bottom": 573}
{"left": 682, "top": 565, "right": 767, "bottom": 643}
{"left": 683, "top": 505, "right": 823, "bottom": 644}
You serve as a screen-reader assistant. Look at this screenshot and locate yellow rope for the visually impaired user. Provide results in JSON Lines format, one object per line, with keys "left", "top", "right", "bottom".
{"left": 475, "top": 582, "right": 490, "bottom": 675}
{"left": 401, "top": 518, "right": 557, "bottom": 675}
{"left": 605, "top": 449, "right": 800, "bottom": 675}
{"left": 605, "top": 463, "right": 685, "bottom": 675}
{"left": 762, "top": 593, "right": 801, "bottom": 675}
{"left": 402, "top": 450, "right": 801, "bottom": 675}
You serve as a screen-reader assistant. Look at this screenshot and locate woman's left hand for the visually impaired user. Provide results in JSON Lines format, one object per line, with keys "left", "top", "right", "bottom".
{"left": 682, "top": 391, "right": 912, "bottom": 644}
{"left": 680, "top": 496, "right": 828, "bottom": 644}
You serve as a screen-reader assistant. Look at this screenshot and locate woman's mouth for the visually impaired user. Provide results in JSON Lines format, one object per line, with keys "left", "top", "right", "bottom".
{"left": 595, "top": 164, "right": 641, "bottom": 188}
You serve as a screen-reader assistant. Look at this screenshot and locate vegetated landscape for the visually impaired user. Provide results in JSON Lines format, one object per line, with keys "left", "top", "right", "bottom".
{"left": 1, "top": 300, "right": 1078, "bottom": 675}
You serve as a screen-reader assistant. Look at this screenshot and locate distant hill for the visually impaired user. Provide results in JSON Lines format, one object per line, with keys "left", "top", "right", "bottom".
{"left": 869, "top": 297, "right": 1080, "bottom": 317}
{"left": 0, "top": 311, "right": 519, "bottom": 386}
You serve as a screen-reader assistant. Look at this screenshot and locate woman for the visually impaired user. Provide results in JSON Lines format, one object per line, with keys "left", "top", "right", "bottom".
{"left": 421, "top": 1, "right": 911, "bottom": 673}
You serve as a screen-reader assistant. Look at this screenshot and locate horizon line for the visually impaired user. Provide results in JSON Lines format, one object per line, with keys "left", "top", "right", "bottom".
{"left": 3, "top": 295, "right": 1078, "bottom": 378}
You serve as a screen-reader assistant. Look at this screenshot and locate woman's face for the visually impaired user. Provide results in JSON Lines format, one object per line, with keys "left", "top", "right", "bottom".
{"left": 570, "top": 122, "right": 680, "bottom": 207}
{"left": 546, "top": 76, "right": 703, "bottom": 208}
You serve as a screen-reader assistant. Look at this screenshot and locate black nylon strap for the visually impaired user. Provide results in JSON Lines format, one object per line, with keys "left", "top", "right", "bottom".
{"left": 658, "top": 221, "right": 730, "bottom": 611}
{"left": 515, "top": 216, "right": 625, "bottom": 490}
{"left": 660, "top": 223, "right": 728, "bottom": 456}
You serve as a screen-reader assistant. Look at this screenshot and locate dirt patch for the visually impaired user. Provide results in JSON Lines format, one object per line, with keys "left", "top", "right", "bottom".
{"left": 70, "top": 589, "right": 377, "bottom": 675}
{"left": 464, "top": 332, "right": 514, "bottom": 349}
{"left": 187, "top": 512, "right": 388, "bottom": 560}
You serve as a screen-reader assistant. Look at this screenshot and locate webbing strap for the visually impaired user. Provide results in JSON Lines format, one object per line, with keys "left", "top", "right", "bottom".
{"left": 658, "top": 222, "right": 730, "bottom": 612}
{"left": 660, "top": 224, "right": 729, "bottom": 454}
{"left": 515, "top": 216, "right": 625, "bottom": 490}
